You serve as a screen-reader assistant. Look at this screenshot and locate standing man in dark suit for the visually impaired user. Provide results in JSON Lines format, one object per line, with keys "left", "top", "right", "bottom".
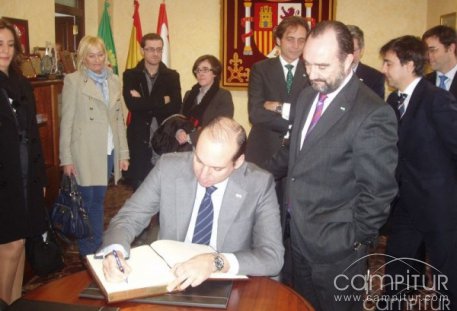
{"left": 123, "top": 33, "right": 182, "bottom": 189}
{"left": 347, "top": 24, "right": 385, "bottom": 98}
{"left": 246, "top": 16, "right": 309, "bottom": 169}
{"left": 270, "top": 21, "right": 398, "bottom": 310}
{"left": 380, "top": 35, "right": 457, "bottom": 310}
{"left": 423, "top": 25, "right": 457, "bottom": 98}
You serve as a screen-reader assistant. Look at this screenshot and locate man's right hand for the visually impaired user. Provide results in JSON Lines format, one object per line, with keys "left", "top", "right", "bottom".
{"left": 102, "top": 252, "right": 132, "bottom": 283}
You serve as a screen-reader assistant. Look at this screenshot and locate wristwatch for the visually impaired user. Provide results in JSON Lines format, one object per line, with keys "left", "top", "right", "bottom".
{"left": 213, "top": 253, "right": 224, "bottom": 272}
{"left": 275, "top": 103, "right": 283, "bottom": 114}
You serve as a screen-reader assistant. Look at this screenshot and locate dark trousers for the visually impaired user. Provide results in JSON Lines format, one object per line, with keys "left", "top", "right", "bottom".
{"left": 384, "top": 207, "right": 457, "bottom": 310}
{"left": 291, "top": 239, "right": 367, "bottom": 311}
{"left": 276, "top": 177, "right": 293, "bottom": 286}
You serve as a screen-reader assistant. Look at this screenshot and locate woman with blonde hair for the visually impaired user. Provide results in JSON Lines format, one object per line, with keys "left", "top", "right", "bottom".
{"left": 59, "top": 35, "right": 129, "bottom": 257}
{"left": 0, "top": 19, "right": 47, "bottom": 304}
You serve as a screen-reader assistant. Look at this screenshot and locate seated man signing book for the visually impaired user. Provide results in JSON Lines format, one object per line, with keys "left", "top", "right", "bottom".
{"left": 99, "top": 117, "right": 284, "bottom": 292}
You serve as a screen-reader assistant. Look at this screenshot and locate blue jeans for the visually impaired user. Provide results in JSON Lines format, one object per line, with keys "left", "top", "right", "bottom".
{"left": 77, "top": 153, "right": 114, "bottom": 256}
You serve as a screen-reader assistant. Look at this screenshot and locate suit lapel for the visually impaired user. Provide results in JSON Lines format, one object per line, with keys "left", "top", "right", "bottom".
{"left": 175, "top": 167, "right": 198, "bottom": 241}
{"left": 450, "top": 75, "right": 457, "bottom": 97}
{"left": 216, "top": 164, "right": 247, "bottom": 249}
{"left": 290, "top": 60, "right": 307, "bottom": 95}
{"left": 298, "top": 76, "right": 358, "bottom": 156}
{"left": 397, "top": 79, "right": 426, "bottom": 145}
{"left": 81, "top": 76, "right": 105, "bottom": 103}
{"left": 271, "top": 58, "right": 288, "bottom": 99}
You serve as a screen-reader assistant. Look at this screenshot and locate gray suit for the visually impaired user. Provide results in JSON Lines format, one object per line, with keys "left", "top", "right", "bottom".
{"left": 102, "top": 152, "right": 284, "bottom": 276}
{"left": 271, "top": 75, "right": 398, "bottom": 310}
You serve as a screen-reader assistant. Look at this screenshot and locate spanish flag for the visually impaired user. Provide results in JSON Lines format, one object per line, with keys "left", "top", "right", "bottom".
{"left": 157, "top": 1, "right": 170, "bottom": 67}
{"left": 125, "top": 0, "right": 143, "bottom": 70}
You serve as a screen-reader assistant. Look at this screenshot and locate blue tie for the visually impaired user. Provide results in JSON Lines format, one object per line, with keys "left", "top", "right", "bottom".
{"left": 192, "top": 186, "right": 217, "bottom": 245}
{"left": 438, "top": 75, "right": 448, "bottom": 90}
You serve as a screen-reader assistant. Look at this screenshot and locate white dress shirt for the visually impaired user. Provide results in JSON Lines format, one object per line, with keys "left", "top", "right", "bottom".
{"left": 397, "top": 77, "right": 421, "bottom": 115}
{"left": 278, "top": 56, "right": 300, "bottom": 120}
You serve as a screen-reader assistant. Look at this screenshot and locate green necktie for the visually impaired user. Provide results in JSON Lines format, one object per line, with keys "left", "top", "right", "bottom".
{"left": 285, "top": 64, "right": 294, "bottom": 94}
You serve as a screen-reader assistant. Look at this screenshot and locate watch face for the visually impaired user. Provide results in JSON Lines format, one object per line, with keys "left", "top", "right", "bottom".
{"left": 214, "top": 255, "right": 224, "bottom": 271}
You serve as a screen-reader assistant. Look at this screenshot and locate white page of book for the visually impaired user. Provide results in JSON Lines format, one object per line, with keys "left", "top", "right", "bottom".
{"left": 151, "top": 240, "right": 247, "bottom": 279}
{"left": 87, "top": 245, "right": 174, "bottom": 294}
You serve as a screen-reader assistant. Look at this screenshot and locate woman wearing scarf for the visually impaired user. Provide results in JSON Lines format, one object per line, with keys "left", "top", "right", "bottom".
{"left": 175, "top": 55, "right": 233, "bottom": 144}
{"left": 0, "top": 19, "right": 48, "bottom": 305}
{"left": 59, "top": 36, "right": 129, "bottom": 257}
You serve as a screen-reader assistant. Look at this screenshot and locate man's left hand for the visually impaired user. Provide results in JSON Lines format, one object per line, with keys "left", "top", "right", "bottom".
{"left": 167, "top": 253, "right": 215, "bottom": 292}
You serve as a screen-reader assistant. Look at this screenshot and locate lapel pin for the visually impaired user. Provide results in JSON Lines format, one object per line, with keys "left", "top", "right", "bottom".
{"left": 340, "top": 107, "right": 346, "bottom": 111}
{"left": 235, "top": 193, "right": 242, "bottom": 198}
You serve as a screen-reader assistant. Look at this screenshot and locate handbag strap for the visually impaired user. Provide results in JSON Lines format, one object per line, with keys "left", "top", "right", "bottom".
{"left": 60, "top": 174, "right": 79, "bottom": 194}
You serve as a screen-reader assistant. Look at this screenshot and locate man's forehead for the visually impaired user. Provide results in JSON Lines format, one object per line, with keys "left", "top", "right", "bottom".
{"left": 284, "top": 25, "right": 307, "bottom": 36}
{"left": 144, "top": 40, "right": 162, "bottom": 47}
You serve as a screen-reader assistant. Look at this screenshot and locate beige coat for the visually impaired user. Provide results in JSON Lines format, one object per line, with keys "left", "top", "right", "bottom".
{"left": 59, "top": 70, "right": 129, "bottom": 186}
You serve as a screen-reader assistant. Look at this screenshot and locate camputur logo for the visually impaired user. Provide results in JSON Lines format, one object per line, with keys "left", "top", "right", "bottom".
{"left": 332, "top": 253, "right": 451, "bottom": 310}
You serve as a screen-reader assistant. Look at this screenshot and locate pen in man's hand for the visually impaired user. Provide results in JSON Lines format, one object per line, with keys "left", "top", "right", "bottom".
{"left": 112, "top": 250, "right": 128, "bottom": 283}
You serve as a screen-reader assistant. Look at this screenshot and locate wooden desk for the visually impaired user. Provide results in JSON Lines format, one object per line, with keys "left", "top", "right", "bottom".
{"left": 24, "top": 271, "right": 314, "bottom": 311}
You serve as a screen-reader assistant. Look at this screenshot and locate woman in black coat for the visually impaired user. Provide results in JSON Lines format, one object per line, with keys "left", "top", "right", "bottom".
{"left": 175, "top": 55, "right": 234, "bottom": 145}
{"left": 0, "top": 19, "right": 47, "bottom": 304}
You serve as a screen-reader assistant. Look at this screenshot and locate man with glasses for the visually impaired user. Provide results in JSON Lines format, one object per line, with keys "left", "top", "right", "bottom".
{"left": 123, "top": 33, "right": 182, "bottom": 189}
{"left": 423, "top": 25, "right": 457, "bottom": 98}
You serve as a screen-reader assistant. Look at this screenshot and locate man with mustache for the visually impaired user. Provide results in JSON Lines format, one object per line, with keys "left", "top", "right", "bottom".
{"left": 270, "top": 21, "right": 398, "bottom": 310}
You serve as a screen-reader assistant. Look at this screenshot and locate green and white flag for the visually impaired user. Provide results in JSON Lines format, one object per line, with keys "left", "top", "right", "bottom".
{"left": 98, "top": 0, "right": 118, "bottom": 74}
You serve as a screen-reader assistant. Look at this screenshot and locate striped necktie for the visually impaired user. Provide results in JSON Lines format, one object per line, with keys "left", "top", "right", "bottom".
{"left": 397, "top": 93, "right": 407, "bottom": 118}
{"left": 306, "top": 93, "right": 327, "bottom": 137}
{"left": 192, "top": 186, "right": 217, "bottom": 245}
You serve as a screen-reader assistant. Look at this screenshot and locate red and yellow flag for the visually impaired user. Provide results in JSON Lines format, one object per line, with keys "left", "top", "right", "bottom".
{"left": 125, "top": 0, "right": 143, "bottom": 69}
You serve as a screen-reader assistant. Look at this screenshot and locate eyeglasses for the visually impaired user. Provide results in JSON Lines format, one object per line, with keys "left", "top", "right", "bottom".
{"left": 194, "top": 67, "right": 213, "bottom": 74}
{"left": 143, "top": 47, "right": 163, "bottom": 53}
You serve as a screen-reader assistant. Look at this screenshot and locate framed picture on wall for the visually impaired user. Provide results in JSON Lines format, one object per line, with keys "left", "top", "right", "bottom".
{"left": 2, "top": 17, "right": 30, "bottom": 54}
{"left": 440, "top": 12, "right": 456, "bottom": 28}
{"left": 221, "top": 0, "right": 336, "bottom": 88}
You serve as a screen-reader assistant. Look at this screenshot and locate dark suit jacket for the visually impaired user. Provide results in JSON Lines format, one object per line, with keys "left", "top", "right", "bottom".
{"left": 355, "top": 62, "right": 385, "bottom": 99}
{"left": 246, "top": 57, "right": 308, "bottom": 169}
{"left": 425, "top": 71, "right": 457, "bottom": 99}
{"left": 123, "top": 60, "right": 182, "bottom": 181}
{"left": 387, "top": 78, "right": 457, "bottom": 232}
{"left": 271, "top": 75, "right": 398, "bottom": 263}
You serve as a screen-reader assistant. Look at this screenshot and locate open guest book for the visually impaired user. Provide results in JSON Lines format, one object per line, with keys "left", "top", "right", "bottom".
{"left": 86, "top": 240, "right": 248, "bottom": 303}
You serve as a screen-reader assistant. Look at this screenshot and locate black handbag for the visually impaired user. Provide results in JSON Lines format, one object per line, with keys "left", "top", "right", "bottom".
{"left": 25, "top": 222, "right": 64, "bottom": 277}
{"left": 25, "top": 201, "right": 64, "bottom": 277}
{"left": 51, "top": 175, "right": 92, "bottom": 241}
